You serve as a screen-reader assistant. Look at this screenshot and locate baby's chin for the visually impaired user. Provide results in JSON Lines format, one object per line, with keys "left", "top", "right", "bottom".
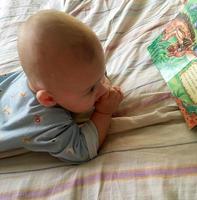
{"left": 58, "top": 102, "right": 94, "bottom": 114}
{"left": 71, "top": 106, "right": 95, "bottom": 114}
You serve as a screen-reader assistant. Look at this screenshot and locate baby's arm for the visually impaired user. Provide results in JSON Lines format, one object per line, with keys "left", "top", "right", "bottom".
{"left": 91, "top": 86, "right": 123, "bottom": 146}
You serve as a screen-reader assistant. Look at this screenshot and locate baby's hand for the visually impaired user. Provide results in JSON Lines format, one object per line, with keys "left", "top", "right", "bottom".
{"left": 95, "top": 86, "right": 124, "bottom": 115}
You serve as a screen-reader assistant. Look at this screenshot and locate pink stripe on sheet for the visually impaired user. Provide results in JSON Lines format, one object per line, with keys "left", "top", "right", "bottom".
{"left": 1, "top": 165, "right": 197, "bottom": 200}
{"left": 142, "top": 92, "right": 172, "bottom": 107}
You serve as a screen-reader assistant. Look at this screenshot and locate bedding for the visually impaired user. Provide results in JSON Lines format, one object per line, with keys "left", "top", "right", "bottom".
{"left": 0, "top": 0, "right": 197, "bottom": 199}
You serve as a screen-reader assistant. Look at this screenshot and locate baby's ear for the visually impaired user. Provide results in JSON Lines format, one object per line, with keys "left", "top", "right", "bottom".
{"left": 36, "top": 90, "right": 56, "bottom": 107}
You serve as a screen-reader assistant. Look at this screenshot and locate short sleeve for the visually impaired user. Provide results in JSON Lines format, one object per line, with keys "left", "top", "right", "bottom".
{"left": 80, "top": 120, "right": 99, "bottom": 159}
{"left": 22, "top": 119, "right": 99, "bottom": 164}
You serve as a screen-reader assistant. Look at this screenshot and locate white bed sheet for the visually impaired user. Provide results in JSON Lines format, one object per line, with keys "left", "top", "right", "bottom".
{"left": 0, "top": 0, "right": 197, "bottom": 199}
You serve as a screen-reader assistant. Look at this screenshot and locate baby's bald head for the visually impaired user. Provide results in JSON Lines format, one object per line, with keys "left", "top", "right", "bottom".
{"left": 17, "top": 10, "right": 104, "bottom": 92}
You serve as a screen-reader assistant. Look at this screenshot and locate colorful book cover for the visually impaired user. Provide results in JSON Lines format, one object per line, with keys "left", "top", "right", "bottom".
{"left": 148, "top": 0, "right": 197, "bottom": 128}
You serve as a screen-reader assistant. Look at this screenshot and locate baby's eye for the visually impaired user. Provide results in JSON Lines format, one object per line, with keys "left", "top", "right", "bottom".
{"left": 89, "top": 86, "right": 96, "bottom": 93}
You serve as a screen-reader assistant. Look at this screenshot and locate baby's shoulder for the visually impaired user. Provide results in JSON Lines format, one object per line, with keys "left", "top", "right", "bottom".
{"left": 0, "top": 70, "right": 30, "bottom": 96}
{"left": 0, "top": 70, "right": 73, "bottom": 124}
{"left": 0, "top": 70, "right": 22, "bottom": 83}
{"left": 0, "top": 71, "right": 32, "bottom": 112}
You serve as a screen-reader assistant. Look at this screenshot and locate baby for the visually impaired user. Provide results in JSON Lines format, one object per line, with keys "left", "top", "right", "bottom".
{"left": 0, "top": 10, "right": 123, "bottom": 164}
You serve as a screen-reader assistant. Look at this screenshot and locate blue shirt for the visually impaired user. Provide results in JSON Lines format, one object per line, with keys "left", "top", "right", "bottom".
{"left": 0, "top": 70, "right": 99, "bottom": 164}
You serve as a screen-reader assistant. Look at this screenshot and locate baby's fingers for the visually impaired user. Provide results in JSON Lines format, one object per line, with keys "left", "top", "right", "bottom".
{"left": 113, "top": 86, "right": 124, "bottom": 100}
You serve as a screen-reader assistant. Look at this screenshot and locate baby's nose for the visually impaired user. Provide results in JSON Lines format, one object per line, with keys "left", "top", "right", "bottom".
{"left": 96, "top": 83, "right": 108, "bottom": 100}
{"left": 101, "top": 83, "right": 108, "bottom": 96}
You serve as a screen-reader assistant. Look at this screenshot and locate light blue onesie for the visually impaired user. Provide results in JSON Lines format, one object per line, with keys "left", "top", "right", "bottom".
{"left": 0, "top": 70, "right": 99, "bottom": 164}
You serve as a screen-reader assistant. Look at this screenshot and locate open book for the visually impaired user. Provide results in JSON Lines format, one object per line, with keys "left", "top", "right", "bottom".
{"left": 148, "top": 0, "right": 197, "bottom": 128}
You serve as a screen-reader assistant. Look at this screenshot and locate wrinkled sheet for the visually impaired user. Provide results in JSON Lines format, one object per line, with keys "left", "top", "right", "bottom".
{"left": 0, "top": 0, "right": 197, "bottom": 199}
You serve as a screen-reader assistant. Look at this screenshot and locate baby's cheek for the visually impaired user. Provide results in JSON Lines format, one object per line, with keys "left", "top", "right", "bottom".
{"left": 76, "top": 97, "right": 93, "bottom": 112}
{"left": 86, "top": 96, "right": 96, "bottom": 109}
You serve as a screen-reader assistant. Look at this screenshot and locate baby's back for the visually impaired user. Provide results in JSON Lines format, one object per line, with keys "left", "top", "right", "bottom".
{"left": 0, "top": 70, "right": 33, "bottom": 151}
